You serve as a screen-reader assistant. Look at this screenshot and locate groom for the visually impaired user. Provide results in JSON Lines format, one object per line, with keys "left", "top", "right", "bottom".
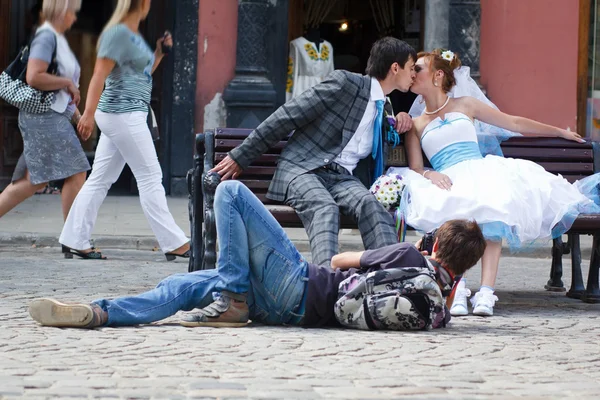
{"left": 212, "top": 37, "right": 417, "bottom": 266}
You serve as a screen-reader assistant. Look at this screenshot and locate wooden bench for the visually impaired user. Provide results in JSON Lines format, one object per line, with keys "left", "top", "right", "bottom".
{"left": 187, "top": 127, "right": 600, "bottom": 303}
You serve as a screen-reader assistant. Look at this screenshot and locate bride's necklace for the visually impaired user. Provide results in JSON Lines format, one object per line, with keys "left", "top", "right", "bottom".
{"left": 424, "top": 96, "right": 450, "bottom": 115}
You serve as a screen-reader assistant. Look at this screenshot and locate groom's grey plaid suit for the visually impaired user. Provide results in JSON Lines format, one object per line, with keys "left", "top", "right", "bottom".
{"left": 229, "top": 70, "right": 397, "bottom": 266}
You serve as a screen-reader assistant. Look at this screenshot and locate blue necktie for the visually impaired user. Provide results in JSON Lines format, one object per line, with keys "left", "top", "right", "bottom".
{"left": 371, "top": 99, "right": 385, "bottom": 181}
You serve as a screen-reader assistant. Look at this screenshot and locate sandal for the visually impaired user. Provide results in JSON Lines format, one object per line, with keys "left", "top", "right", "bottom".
{"left": 62, "top": 245, "right": 107, "bottom": 260}
{"left": 164, "top": 249, "right": 190, "bottom": 261}
{"left": 35, "top": 184, "right": 61, "bottom": 195}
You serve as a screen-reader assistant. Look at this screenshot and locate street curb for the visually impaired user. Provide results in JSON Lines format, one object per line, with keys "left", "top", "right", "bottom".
{"left": 0, "top": 231, "right": 589, "bottom": 259}
{"left": 0, "top": 232, "right": 160, "bottom": 250}
{"left": 0, "top": 232, "right": 316, "bottom": 253}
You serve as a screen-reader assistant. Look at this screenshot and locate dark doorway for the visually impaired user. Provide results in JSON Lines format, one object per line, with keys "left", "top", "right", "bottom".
{"left": 286, "top": 0, "right": 424, "bottom": 114}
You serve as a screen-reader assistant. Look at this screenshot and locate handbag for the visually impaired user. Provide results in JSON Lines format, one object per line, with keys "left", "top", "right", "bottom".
{"left": 0, "top": 32, "right": 58, "bottom": 113}
{"left": 147, "top": 104, "right": 160, "bottom": 141}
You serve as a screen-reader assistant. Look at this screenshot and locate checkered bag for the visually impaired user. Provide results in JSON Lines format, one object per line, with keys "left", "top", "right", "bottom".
{"left": 0, "top": 33, "right": 57, "bottom": 113}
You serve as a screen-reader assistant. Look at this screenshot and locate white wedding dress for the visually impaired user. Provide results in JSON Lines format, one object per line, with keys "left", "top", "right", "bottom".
{"left": 397, "top": 112, "right": 600, "bottom": 249}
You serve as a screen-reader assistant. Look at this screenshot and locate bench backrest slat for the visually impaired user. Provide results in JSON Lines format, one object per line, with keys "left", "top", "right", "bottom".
{"left": 215, "top": 153, "right": 279, "bottom": 166}
{"left": 501, "top": 138, "right": 593, "bottom": 148}
{"left": 216, "top": 139, "right": 288, "bottom": 153}
{"left": 502, "top": 148, "right": 593, "bottom": 162}
{"left": 207, "top": 130, "right": 597, "bottom": 195}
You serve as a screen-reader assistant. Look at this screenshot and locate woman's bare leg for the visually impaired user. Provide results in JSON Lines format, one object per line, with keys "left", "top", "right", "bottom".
{"left": 481, "top": 240, "right": 502, "bottom": 288}
{"left": 0, "top": 170, "right": 46, "bottom": 218}
{"left": 61, "top": 171, "right": 87, "bottom": 221}
{"left": 471, "top": 240, "right": 502, "bottom": 316}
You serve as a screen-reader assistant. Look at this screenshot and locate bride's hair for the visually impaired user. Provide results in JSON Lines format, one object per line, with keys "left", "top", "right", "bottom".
{"left": 417, "top": 49, "right": 462, "bottom": 93}
{"left": 98, "top": 0, "right": 144, "bottom": 50}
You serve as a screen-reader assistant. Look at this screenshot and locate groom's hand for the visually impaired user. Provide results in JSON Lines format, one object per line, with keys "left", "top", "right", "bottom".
{"left": 211, "top": 155, "right": 242, "bottom": 180}
{"left": 394, "top": 112, "right": 413, "bottom": 133}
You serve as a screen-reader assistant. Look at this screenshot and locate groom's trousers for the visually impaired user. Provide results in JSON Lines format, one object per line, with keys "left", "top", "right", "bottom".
{"left": 285, "top": 166, "right": 398, "bottom": 266}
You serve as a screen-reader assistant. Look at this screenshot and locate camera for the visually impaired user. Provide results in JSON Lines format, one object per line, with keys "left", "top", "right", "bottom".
{"left": 418, "top": 229, "right": 437, "bottom": 254}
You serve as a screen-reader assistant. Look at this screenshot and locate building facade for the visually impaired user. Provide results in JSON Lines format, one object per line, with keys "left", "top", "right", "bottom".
{"left": 480, "top": 0, "right": 584, "bottom": 134}
{"left": 1, "top": 0, "right": 592, "bottom": 195}
{"left": 199, "top": 0, "right": 591, "bottom": 140}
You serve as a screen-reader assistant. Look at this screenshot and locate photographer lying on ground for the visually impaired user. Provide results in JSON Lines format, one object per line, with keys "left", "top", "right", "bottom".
{"left": 29, "top": 181, "right": 486, "bottom": 331}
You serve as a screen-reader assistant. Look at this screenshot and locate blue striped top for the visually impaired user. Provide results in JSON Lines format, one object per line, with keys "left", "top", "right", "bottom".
{"left": 97, "top": 24, "right": 154, "bottom": 113}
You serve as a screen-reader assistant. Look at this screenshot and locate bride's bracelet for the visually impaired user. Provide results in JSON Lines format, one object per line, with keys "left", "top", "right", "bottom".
{"left": 422, "top": 170, "right": 431, "bottom": 179}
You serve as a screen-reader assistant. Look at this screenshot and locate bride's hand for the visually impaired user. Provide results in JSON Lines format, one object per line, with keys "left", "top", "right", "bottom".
{"left": 425, "top": 171, "right": 453, "bottom": 191}
{"left": 559, "top": 129, "right": 586, "bottom": 143}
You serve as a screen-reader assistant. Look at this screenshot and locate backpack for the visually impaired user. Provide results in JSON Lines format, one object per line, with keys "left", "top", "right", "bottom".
{"left": 333, "top": 260, "right": 448, "bottom": 331}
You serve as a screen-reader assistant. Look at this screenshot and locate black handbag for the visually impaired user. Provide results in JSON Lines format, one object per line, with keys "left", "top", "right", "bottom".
{"left": 0, "top": 32, "right": 58, "bottom": 113}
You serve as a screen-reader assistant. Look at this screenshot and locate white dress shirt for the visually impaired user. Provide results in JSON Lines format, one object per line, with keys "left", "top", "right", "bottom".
{"left": 334, "top": 78, "right": 385, "bottom": 173}
{"left": 37, "top": 22, "right": 80, "bottom": 114}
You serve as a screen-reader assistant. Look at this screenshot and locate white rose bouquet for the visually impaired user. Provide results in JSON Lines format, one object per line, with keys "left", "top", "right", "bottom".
{"left": 369, "top": 174, "right": 405, "bottom": 210}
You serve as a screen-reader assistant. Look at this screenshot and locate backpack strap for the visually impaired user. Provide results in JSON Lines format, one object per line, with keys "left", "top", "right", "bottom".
{"left": 45, "top": 31, "right": 58, "bottom": 75}
{"left": 427, "top": 258, "right": 457, "bottom": 297}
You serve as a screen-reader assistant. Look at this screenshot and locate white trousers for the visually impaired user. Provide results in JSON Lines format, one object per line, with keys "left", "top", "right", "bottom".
{"left": 60, "top": 110, "right": 188, "bottom": 253}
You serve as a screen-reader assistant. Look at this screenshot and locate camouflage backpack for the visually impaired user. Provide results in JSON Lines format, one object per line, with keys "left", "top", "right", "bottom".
{"left": 333, "top": 260, "right": 449, "bottom": 331}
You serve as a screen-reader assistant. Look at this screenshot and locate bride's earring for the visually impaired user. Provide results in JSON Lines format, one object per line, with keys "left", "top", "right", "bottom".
{"left": 434, "top": 81, "right": 439, "bottom": 87}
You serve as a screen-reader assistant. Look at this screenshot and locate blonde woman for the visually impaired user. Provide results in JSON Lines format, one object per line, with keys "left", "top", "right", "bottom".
{"left": 0, "top": 0, "right": 89, "bottom": 221}
{"left": 59, "top": 0, "right": 189, "bottom": 260}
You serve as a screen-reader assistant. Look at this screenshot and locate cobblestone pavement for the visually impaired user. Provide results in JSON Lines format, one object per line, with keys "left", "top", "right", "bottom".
{"left": 1, "top": 246, "right": 599, "bottom": 399}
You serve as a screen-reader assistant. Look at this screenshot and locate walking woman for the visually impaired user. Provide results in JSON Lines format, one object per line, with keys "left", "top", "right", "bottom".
{"left": 59, "top": 0, "right": 189, "bottom": 260}
{"left": 0, "top": 0, "right": 89, "bottom": 221}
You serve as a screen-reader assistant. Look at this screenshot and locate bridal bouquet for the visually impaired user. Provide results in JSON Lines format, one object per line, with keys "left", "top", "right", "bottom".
{"left": 370, "top": 174, "right": 404, "bottom": 210}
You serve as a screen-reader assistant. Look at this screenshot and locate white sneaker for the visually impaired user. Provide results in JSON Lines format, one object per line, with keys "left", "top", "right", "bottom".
{"left": 471, "top": 291, "right": 499, "bottom": 316}
{"left": 450, "top": 288, "right": 471, "bottom": 316}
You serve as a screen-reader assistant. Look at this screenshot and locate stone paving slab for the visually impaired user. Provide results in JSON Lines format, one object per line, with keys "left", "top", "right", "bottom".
{"left": 1, "top": 247, "right": 599, "bottom": 399}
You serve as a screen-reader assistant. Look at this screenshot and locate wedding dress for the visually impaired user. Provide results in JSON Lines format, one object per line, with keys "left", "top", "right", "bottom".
{"left": 396, "top": 111, "right": 600, "bottom": 249}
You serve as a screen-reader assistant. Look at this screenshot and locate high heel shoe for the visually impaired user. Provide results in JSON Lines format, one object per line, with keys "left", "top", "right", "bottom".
{"left": 62, "top": 245, "right": 107, "bottom": 260}
{"left": 165, "top": 249, "right": 191, "bottom": 261}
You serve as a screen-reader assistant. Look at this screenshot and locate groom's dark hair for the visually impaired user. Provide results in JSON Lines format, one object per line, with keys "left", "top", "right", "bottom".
{"left": 366, "top": 37, "right": 417, "bottom": 80}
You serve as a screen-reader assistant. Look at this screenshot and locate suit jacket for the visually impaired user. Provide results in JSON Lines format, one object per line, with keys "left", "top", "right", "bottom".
{"left": 229, "top": 70, "right": 392, "bottom": 202}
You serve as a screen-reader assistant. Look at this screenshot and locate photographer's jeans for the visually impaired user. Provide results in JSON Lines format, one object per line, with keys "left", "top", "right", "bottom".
{"left": 94, "top": 181, "right": 309, "bottom": 326}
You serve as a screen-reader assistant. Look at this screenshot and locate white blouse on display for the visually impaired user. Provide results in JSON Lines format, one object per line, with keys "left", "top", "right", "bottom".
{"left": 286, "top": 36, "right": 334, "bottom": 102}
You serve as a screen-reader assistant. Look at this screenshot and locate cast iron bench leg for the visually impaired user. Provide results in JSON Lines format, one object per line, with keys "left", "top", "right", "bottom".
{"left": 545, "top": 237, "right": 566, "bottom": 292}
{"left": 188, "top": 134, "right": 206, "bottom": 272}
{"left": 199, "top": 131, "right": 218, "bottom": 271}
{"left": 566, "top": 234, "right": 585, "bottom": 299}
{"left": 201, "top": 171, "right": 220, "bottom": 270}
{"left": 582, "top": 233, "right": 600, "bottom": 303}
{"left": 187, "top": 169, "right": 199, "bottom": 272}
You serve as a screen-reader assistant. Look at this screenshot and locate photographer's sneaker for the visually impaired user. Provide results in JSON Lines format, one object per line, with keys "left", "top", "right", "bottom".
{"left": 470, "top": 291, "right": 499, "bottom": 316}
{"left": 450, "top": 288, "right": 471, "bottom": 316}
{"left": 180, "top": 292, "right": 249, "bottom": 328}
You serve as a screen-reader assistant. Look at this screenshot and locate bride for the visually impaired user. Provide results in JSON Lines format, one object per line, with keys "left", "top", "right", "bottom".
{"left": 400, "top": 49, "right": 599, "bottom": 317}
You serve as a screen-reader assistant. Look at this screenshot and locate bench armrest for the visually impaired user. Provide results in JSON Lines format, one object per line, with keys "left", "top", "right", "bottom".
{"left": 593, "top": 142, "right": 600, "bottom": 174}
{"left": 188, "top": 131, "right": 219, "bottom": 272}
{"left": 201, "top": 131, "right": 216, "bottom": 172}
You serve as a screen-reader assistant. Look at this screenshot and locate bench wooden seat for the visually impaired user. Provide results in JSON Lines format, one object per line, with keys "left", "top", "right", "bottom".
{"left": 187, "top": 127, "right": 600, "bottom": 303}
